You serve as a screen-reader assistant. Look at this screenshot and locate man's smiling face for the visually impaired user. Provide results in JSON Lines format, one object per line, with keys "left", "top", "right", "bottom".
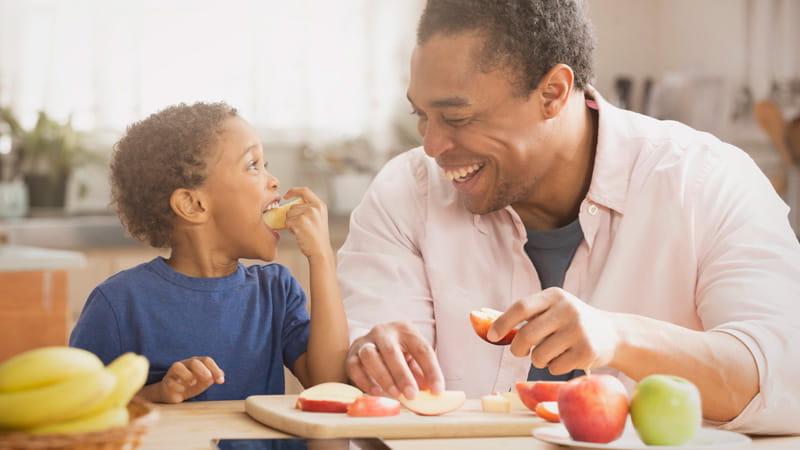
{"left": 407, "top": 32, "right": 562, "bottom": 215}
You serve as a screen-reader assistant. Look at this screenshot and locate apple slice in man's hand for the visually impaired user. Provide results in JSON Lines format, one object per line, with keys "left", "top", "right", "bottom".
{"left": 398, "top": 390, "right": 466, "bottom": 416}
{"left": 296, "top": 382, "right": 364, "bottom": 413}
{"left": 470, "top": 307, "right": 518, "bottom": 345}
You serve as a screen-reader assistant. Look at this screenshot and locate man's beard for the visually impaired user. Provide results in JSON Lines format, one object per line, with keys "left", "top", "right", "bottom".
{"left": 463, "top": 177, "right": 534, "bottom": 215}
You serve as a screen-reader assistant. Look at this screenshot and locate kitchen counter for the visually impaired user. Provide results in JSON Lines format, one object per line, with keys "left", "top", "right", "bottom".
{"left": 141, "top": 401, "right": 800, "bottom": 450}
{"left": 0, "top": 244, "right": 85, "bottom": 272}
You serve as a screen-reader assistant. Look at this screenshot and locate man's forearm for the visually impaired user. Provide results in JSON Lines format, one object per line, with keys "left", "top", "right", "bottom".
{"left": 610, "top": 312, "right": 759, "bottom": 422}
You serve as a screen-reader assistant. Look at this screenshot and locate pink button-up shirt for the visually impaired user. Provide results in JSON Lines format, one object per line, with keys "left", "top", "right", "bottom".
{"left": 337, "top": 90, "right": 800, "bottom": 434}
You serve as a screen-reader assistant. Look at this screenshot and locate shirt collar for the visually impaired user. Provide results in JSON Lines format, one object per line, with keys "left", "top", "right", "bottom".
{"left": 584, "top": 86, "right": 634, "bottom": 215}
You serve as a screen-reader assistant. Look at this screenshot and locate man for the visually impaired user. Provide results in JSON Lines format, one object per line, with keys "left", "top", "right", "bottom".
{"left": 337, "top": 0, "right": 800, "bottom": 434}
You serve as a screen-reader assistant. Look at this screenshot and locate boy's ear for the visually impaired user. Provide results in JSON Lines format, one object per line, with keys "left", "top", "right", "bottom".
{"left": 169, "top": 188, "right": 209, "bottom": 224}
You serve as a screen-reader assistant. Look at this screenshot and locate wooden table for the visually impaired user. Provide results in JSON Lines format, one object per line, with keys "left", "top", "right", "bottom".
{"left": 140, "top": 401, "right": 800, "bottom": 450}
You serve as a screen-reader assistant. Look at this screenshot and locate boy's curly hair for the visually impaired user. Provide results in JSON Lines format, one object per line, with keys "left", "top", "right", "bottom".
{"left": 110, "top": 102, "right": 238, "bottom": 248}
{"left": 417, "top": 0, "right": 595, "bottom": 95}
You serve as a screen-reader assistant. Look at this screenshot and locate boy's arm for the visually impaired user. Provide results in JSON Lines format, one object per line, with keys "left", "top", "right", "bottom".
{"left": 283, "top": 187, "right": 349, "bottom": 387}
{"left": 292, "top": 249, "right": 349, "bottom": 387}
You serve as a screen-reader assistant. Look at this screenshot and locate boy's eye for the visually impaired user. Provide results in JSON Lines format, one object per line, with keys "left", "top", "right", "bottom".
{"left": 247, "top": 160, "right": 259, "bottom": 171}
{"left": 263, "top": 161, "right": 269, "bottom": 171}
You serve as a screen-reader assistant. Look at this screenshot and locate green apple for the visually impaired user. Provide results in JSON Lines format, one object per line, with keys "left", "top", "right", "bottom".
{"left": 631, "top": 374, "right": 702, "bottom": 445}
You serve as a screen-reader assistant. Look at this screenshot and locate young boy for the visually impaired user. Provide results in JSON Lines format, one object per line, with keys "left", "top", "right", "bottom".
{"left": 70, "top": 102, "right": 349, "bottom": 403}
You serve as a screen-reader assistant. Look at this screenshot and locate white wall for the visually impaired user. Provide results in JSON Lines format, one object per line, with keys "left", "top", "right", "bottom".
{"left": 587, "top": 0, "right": 799, "bottom": 106}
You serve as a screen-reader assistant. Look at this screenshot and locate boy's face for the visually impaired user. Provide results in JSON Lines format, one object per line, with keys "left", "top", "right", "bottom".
{"left": 200, "top": 116, "right": 282, "bottom": 261}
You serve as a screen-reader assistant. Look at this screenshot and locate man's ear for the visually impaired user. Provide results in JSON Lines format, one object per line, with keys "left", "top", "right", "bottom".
{"left": 536, "top": 63, "right": 575, "bottom": 119}
{"left": 169, "top": 188, "right": 209, "bottom": 224}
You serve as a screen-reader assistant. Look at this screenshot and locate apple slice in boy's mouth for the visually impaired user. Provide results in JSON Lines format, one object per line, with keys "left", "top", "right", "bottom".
{"left": 263, "top": 198, "right": 303, "bottom": 230}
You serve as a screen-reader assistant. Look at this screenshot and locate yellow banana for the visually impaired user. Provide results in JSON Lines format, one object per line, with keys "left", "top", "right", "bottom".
{"left": 0, "top": 369, "right": 116, "bottom": 429}
{"left": 28, "top": 406, "right": 129, "bottom": 435}
{"left": 84, "top": 353, "right": 149, "bottom": 415}
{"left": 0, "top": 347, "right": 104, "bottom": 392}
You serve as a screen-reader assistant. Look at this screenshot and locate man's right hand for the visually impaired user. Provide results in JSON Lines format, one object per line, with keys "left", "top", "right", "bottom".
{"left": 346, "top": 321, "right": 445, "bottom": 400}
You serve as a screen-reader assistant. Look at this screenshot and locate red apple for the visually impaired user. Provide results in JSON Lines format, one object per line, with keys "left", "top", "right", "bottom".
{"left": 535, "top": 401, "right": 560, "bottom": 423}
{"left": 398, "top": 390, "right": 466, "bottom": 416}
{"left": 557, "top": 375, "right": 629, "bottom": 444}
{"left": 346, "top": 395, "right": 401, "bottom": 417}
{"left": 469, "top": 308, "right": 517, "bottom": 345}
{"left": 515, "top": 380, "right": 566, "bottom": 412}
{"left": 296, "top": 382, "right": 363, "bottom": 413}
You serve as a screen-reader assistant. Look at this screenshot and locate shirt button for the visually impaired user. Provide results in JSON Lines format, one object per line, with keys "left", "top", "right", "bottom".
{"left": 588, "top": 204, "right": 599, "bottom": 215}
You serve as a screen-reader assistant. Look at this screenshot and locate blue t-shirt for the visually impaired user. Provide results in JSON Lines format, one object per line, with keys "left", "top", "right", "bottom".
{"left": 69, "top": 257, "right": 310, "bottom": 401}
{"left": 525, "top": 219, "right": 585, "bottom": 382}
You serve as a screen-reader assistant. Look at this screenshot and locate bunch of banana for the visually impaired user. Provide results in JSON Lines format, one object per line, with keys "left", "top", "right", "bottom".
{"left": 0, "top": 347, "right": 149, "bottom": 435}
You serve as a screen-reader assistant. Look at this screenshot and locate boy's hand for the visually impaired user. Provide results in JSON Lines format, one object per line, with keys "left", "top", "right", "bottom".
{"left": 157, "top": 356, "right": 225, "bottom": 404}
{"left": 283, "top": 187, "right": 333, "bottom": 261}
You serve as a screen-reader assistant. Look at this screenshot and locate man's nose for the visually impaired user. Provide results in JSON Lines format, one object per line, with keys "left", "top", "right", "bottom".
{"left": 422, "top": 120, "right": 454, "bottom": 158}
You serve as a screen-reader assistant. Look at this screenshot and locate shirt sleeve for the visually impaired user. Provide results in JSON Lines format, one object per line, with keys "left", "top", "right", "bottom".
{"left": 337, "top": 150, "right": 437, "bottom": 346}
{"left": 68, "top": 288, "right": 123, "bottom": 365}
{"left": 693, "top": 146, "right": 800, "bottom": 434}
{"left": 281, "top": 270, "right": 311, "bottom": 370}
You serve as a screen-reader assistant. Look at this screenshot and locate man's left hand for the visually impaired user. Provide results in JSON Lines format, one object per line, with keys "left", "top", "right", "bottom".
{"left": 488, "top": 287, "right": 621, "bottom": 375}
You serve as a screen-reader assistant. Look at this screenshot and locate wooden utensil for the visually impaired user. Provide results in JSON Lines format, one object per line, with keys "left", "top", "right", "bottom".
{"left": 786, "top": 116, "right": 800, "bottom": 164}
{"left": 754, "top": 100, "right": 794, "bottom": 166}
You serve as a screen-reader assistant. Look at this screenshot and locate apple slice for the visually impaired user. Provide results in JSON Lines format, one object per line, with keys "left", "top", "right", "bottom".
{"left": 516, "top": 381, "right": 566, "bottom": 412}
{"left": 481, "top": 393, "right": 511, "bottom": 413}
{"left": 263, "top": 198, "right": 304, "bottom": 230}
{"left": 296, "top": 382, "right": 363, "bottom": 413}
{"left": 469, "top": 307, "right": 517, "bottom": 345}
{"left": 347, "top": 395, "right": 401, "bottom": 417}
{"left": 398, "top": 390, "right": 466, "bottom": 416}
{"left": 535, "top": 401, "right": 560, "bottom": 423}
{"left": 501, "top": 391, "right": 527, "bottom": 411}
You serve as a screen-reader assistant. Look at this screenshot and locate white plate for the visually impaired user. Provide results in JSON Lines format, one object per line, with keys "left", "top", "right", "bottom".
{"left": 533, "top": 424, "right": 751, "bottom": 449}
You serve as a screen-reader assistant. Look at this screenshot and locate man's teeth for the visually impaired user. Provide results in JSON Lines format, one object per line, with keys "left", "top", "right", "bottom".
{"left": 445, "top": 163, "right": 483, "bottom": 181}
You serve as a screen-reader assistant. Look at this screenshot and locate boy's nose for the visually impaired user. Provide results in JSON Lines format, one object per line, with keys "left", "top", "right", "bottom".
{"left": 268, "top": 174, "right": 280, "bottom": 191}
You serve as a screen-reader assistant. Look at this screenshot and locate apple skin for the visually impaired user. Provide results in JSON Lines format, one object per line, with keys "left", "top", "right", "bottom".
{"left": 347, "top": 395, "right": 401, "bottom": 417}
{"left": 515, "top": 381, "right": 566, "bottom": 412}
{"left": 469, "top": 308, "right": 517, "bottom": 345}
{"left": 296, "top": 382, "right": 363, "bottom": 413}
{"left": 535, "top": 401, "right": 560, "bottom": 423}
{"left": 296, "top": 397, "right": 351, "bottom": 413}
{"left": 557, "top": 375, "right": 629, "bottom": 444}
{"left": 630, "top": 374, "right": 702, "bottom": 446}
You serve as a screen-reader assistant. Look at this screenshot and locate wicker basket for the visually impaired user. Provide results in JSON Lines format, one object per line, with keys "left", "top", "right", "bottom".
{"left": 0, "top": 398, "right": 159, "bottom": 450}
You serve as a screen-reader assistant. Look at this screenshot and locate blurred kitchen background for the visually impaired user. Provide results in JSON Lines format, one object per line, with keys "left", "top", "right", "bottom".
{"left": 0, "top": 0, "right": 798, "bottom": 373}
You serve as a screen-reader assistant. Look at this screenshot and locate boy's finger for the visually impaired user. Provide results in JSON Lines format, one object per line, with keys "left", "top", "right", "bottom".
{"left": 284, "top": 187, "right": 321, "bottom": 206}
{"left": 200, "top": 356, "right": 225, "bottom": 383}
{"left": 170, "top": 362, "right": 196, "bottom": 386}
{"left": 164, "top": 376, "right": 186, "bottom": 394}
{"left": 188, "top": 358, "right": 214, "bottom": 384}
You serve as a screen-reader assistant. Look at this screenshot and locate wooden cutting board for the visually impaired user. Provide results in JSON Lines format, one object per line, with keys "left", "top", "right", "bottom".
{"left": 245, "top": 395, "right": 551, "bottom": 439}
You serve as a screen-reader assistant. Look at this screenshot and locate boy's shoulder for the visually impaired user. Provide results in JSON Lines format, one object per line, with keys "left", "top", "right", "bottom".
{"left": 243, "top": 262, "right": 298, "bottom": 287}
{"left": 97, "top": 257, "right": 161, "bottom": 290}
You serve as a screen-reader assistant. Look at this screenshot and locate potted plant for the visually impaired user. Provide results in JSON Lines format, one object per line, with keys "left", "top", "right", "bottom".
{"left": 0, "top": 108, "right": 99, "bottom": 209}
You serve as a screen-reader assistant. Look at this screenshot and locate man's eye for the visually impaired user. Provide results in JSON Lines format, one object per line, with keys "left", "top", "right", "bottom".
{"left": 444, "top": 117, "right": 470, "bottom": 126}
{"left": 410, "top": 109, "right": 427, "bottom": 119}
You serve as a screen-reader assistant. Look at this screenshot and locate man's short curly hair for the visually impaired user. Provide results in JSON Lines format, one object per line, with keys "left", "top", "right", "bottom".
{"left": 417, "top": 0, "right": 595, "bottom": 95}
{"left": 110, "top": 102, "right": 238, "bottom": 248}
